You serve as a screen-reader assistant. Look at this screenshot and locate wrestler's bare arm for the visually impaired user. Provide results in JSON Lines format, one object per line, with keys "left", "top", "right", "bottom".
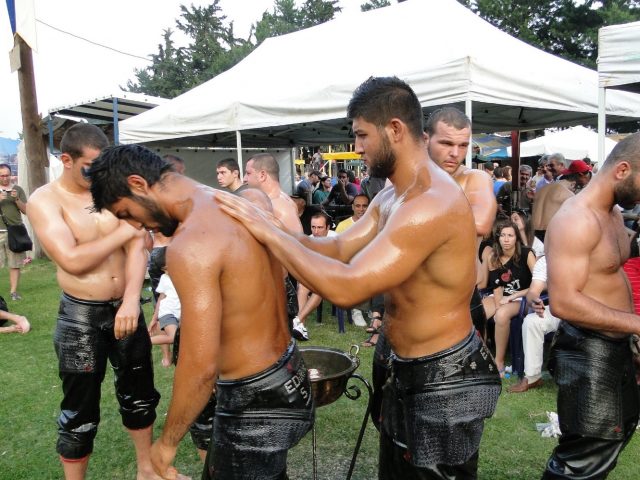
{"left": 219, "top": 191, "right": 453, "bottom": 307}
{"left": 155, "top": 237, "right": 221, "bottom": 455}
{"left": 462, "top": 170, "right": 497, "bottom": 236}
{"left": 547, "top": 209, "right": 640, "bottom": 335}
{"left": 113, "top": 230, "right": 148, "bottom": 339}
{"left": 296, "top": 191, "right": 382, "bottom": 262}
{"left": 27, "top": 188, "right": 135, "bottom": 275}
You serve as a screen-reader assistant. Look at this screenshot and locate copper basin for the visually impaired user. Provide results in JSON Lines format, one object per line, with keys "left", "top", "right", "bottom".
{"left": 300, "top": 346, "right": 360, "bottom": 407}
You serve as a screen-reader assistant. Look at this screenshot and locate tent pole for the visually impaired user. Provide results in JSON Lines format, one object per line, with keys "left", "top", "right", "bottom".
{"left": 236, "top": 131, "right": 243, "bottom": 177}
{"left": 598, "top": 87, "right": 606, "bottom": 167}
{"left": 112, "top": 97, "right": 119, "bottom": 145}
{"left": 47, "top": 116, "right": 55, "bottom": 154}
{"left": 465, "top": 99, "right": 472, "bottom": 168}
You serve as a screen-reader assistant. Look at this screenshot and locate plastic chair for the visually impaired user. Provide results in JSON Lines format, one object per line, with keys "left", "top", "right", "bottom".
{"left": 315, "top": 301, "right": 352, "bottom": 333}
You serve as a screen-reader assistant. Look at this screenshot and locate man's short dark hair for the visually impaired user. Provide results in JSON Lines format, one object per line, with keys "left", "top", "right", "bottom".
{"left": 60, "top": 124, "right": 109, "bottom": 159}
{"left": 425, "top": 107, "right": 471, "bottom": 136}
{"left": 311, "top": 211, "right": 331, "bottom": 228}
{"left": 88, "top": 144, "right": 174, "bottom": 211}
{"left": 217, "top": 158, "right": 240, "bottom": 172}
{"left": 309, "top": 170, "right": 321, "bottom": 178}
{"left": 163, "top": 154, "right": 184, "bottom": 167}
{"left": 601, "top": 132, "right": 640, "bottom": 172}
{"left": 249, "top": 153, "right": 279, "bottom": 181}
{"left": 0, "top": 163, "right": 11, "bottom": 174}
{"left": 353, "top": 193, "right": 369, "bottom": 204}
{"left": 347, "top": 76, "right": 424, "bottom": 140}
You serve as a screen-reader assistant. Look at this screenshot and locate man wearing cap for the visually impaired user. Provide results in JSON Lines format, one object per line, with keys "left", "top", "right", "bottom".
{"left": 532, "top": 160, "right": 592, "bottom": 242}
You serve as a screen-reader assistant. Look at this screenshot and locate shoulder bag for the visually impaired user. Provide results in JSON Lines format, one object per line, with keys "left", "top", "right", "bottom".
{"left": 0, "top": 204, "right": 32, "bottom": 253}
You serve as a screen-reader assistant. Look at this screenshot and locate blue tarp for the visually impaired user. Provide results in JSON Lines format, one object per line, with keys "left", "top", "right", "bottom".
{"left": 0, "top": 137, "right": 20, "bottom": 156}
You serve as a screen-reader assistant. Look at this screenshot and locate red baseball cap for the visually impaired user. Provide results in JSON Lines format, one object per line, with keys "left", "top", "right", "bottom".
{"left": 561, "top": 160, "right": 592, "bottom": 175}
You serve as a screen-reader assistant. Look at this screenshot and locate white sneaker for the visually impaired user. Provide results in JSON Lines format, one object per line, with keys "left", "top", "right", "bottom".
{"left": 292, "top": 317, "right": 309, "bottom": 341}
{"left": 351, "top": 309, "right": 367, "bottom": 327}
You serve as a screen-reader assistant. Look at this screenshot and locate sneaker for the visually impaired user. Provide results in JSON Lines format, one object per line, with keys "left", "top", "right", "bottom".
{"left": 10, "top": 292, "right": 22, "bottom": 301}
{"left": 292, "top": 317, "right": 309, "bottom": 341}
{"left": 351, "top": 309, "right": 367, "bottom": 327}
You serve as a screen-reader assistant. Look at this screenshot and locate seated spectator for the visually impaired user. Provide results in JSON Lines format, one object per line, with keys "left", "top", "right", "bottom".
{"left": 293, "top": 212, "right": 336, "bottom": 341}
{"left": 509, "top": 256, "right": 559, "bottom": 393}
{"left": 312, "top": 175, "right": 332, "bottom": 204}
{"left": 335, "top": 194, "right": 369, "bottom": 233}
{"left": 323, "top": 169, "right": 358, "bottom": 206}
{"left": 512, "top": 210, "right": 544, "bottom": 258}
{"left": 482, "top": 220, "right": 537, "bottom": 376}
{"left": 0, "top": 308, "right": 30, "bottom": 334}
{"left": 148, "top": 267, "right": 181, "bottom": 367}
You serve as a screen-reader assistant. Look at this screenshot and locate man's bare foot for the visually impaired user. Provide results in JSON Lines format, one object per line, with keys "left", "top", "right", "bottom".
{"left": 137, "top": 468, "right": 191, "bottom": 480}
{"left": 161, "top": 357, "right": 172, "bottom": 368}
{"left": 15, "top": 316, "right": 30, "bottom": 334}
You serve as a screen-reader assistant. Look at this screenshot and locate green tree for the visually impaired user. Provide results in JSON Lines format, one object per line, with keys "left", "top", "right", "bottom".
{"left": 253, "top": 0, "right": 340, "bottom": 44}
{"left": 126, "top": 29, "right": 189, "bottom": 98}
{"left": 128, "top": 0, "right": 342, "bottom": 97}
{"left": 459, "top": 0, "right": 640, "bottom": 69}
{"left": 360, "top": 0, "right": 391, "bottom": 12}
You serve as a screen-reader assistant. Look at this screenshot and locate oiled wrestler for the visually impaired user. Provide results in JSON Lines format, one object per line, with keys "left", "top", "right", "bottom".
{"left": 27, "top": 123, "right": 161, "bottom": 479}
{"left": 216, "top": 77, "right": 501, "bottom": 479}
{"left": 87, "top": 145, "right": 314, "bottom": 480}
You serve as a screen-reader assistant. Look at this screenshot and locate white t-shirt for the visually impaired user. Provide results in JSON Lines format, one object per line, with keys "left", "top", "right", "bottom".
{"left": 532, "top": 256, "right": 547, "bottom": 283}
{"left": 309, "top": 230, "right": 337, "bottom": 238}
{"left": 532, "top": 236, "right": 545, "bottom": 259}
{"left": 156, "top": 273, "right": 181, "bottom": 319}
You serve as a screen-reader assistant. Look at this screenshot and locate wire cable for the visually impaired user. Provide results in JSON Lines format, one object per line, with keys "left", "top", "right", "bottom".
{"left": 36, "top": 19, "right": 152, "bottom": 62}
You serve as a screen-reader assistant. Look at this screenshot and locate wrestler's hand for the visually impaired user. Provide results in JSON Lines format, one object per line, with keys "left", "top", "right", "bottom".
{"left": 215, "top": 191, "right": 281, "bottom": 243}
{"left": 114, "top": 300, "right": 140, "bottom": 339}
{"left": 151, "top": 439, "right": 179, "bottom": 479}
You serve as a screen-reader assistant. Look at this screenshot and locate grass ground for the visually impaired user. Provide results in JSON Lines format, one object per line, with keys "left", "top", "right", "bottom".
{"left": 1, "top": 258, "right": 639, "bottom": 479}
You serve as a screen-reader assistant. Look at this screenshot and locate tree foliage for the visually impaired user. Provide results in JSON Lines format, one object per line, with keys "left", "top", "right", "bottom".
{"left": 458, "top": 0, "right": 640, "bottom": 69}
{"left": 128, "top": 0, "right": 340, "bottom": 98}
{"left": 360, "top": 0, "right": 391, "bottom": 12}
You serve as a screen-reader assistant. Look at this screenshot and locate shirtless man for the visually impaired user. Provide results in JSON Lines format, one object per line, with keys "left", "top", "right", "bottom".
{"left": 532, "top": 173, "right": 576, "bottom": 242}
{"left": 543, "top": 133, "right": 640, "bottom": 479}
{"left": 26, "top": 124, "right": 161, "bottom": 480}
{"left": 424, "top": 106, "right": 497, "bottom": 336}
{"left": 217, "top": 77, "right": 501, "bottom": 478}
{"left": 87, "top": 145, "right": 314, "bottom": 480}
{"left": 244, "top": 153, "right": 304, "bottom": 335}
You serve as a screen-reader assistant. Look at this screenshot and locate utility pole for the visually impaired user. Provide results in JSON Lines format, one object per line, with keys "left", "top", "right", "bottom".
{"left": 12, "top": 34, "right": 48, "bottom": 195}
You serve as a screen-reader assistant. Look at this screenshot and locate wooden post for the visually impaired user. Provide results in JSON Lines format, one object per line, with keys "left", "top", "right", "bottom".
{"left": 14, "top": 34, "right": 48, "bottom": 256}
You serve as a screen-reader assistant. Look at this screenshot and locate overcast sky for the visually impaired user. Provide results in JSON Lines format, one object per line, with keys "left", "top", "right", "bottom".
{"left": 0, "top": 0, "right": 360, "bottom": 139}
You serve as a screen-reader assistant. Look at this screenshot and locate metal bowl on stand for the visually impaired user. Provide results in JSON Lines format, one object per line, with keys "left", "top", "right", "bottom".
{"left": 300, "top": 345, "right": 369, "bottom": 480}
{"left": 300, "top": 345, "right": 360, "bottom": 407}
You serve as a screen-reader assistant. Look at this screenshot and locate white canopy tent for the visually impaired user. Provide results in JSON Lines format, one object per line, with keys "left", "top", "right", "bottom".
{"left": 121, "top": 0, "right": 640, "bottom": 162}
{"left": 507, "top": 126, "right": 617, "bottom": 162}
{"left": 598, "top": 21, "right": 640, "bottom": 162}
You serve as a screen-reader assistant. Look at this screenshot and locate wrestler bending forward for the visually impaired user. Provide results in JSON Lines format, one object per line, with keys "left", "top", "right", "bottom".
{"left": 88, "top": 145, "right": 314, "bottom": 480}
{"left": 217, "top": 76, "right": 501, "bottom": 479}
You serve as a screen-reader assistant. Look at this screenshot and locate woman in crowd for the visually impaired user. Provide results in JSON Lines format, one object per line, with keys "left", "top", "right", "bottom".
{"left": 511, "top": 209, "right": 545, "bottom": 258}
{"left": 312, "top": 175, "right": 332, "bottom": 204}
{"left": 482, "top": 219, "right": 537, "bottom": 376}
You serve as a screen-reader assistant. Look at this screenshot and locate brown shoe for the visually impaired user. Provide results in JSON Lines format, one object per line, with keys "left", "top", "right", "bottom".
{"left": 508, "top": 377, "right": 543, "bottom": 393}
